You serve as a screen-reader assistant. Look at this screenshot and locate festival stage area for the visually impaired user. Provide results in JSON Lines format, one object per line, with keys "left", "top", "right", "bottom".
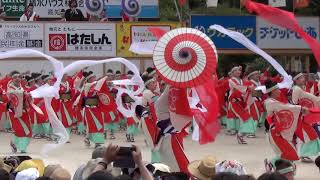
{"left": 0, "top": 128, "right": 318, "bottom": 179}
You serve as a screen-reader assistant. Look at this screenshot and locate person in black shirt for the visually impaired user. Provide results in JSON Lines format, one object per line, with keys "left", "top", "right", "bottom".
{"left": 65, "top": 0, "right": 85, "bottom": 21}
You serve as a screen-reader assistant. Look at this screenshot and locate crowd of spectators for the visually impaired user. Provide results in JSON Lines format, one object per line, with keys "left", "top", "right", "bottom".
{"left": 1, "top": 143, "right": 319, "bottom": 180}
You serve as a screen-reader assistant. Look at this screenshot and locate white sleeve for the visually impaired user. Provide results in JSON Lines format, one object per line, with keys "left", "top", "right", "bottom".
{"left": 19, "top": 15, "right": 25, "bottom": 21}
{"left": 292, "top": 86, "right": 320, "bottom": 106}
{"left": 229, "top": 79, "right": 247, "bottom": 94}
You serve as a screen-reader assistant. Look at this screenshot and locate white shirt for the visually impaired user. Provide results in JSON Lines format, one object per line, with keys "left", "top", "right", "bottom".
{"left": 20, "top": 11, "right": 37, "bottom": 21}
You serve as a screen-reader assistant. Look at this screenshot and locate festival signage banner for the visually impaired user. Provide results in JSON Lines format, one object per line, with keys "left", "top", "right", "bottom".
{"left": 105, "top": 0, "right": 159, "bottom": 18}
{"left": 268, "top": 0, "right": 286, "bottom": 7}
{"left": 257, "top": 17, "right": 320, "bottom": 49}
{"left": 45, "top": 23, "right": 116, "bottom": 57}
{"left": 1, "top": 0, "right": 27, "bottom": 17}
{"left": 191, "top": 15, "right": 256, "bottom": 49}
{"left": 0, "top": 22, "right": 44, "bottom": 51}
{"left": 207, "top": 0, "right": 218, "bottom": 7}
{"left": 29, "top": 0, "right": 87, "bottom": 18}
{"left": 116, "top": 22, "right": 181, "bottom": 57}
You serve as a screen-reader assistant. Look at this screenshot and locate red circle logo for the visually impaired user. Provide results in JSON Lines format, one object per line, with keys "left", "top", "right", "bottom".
{"left": 299, "top": 98, "right": 314, "bottom": 108}
{"left": 49, "top": 34, "right": 66, "bottom": 51}
{"left": 9, "top": 94, "right": 19, "bottom": 108}
{"left": 276, "top": 110, "right": 294, "bottom": 130}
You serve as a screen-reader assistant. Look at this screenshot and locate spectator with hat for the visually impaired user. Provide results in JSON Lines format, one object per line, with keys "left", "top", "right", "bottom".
{"left": 188, "top": 156, "right": 217, "bottom": 180}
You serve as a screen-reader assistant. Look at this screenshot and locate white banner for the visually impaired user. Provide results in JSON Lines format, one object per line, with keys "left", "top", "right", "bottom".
{"left": 257, "top": 17, "right": 320, "bottom": 49}
{"left": 45, "top": 23, "right": 116, "bottom": 57}
{"left": 131, "top": 25, "right": 171, "bottom": 43}
{"left": 29, "top": 0, "right": 87, "bottom": 18}
{"left": 0, "top": 23, "right": 44, "bottom": 51}
{"left": 207, "top": 0, "right": 218, "bottom": 7}
{"left": 268, "top": 0, "right": 286, "bottom": 7}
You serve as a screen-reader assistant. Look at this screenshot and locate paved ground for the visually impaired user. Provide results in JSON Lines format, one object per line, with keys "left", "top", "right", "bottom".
{"left": 0, "top": 128, "right": 318, "bottom": 179}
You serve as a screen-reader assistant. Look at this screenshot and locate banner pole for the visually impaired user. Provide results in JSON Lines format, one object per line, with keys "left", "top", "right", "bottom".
{"left": 173, "top": 0, "right": 182, "bottom": 22}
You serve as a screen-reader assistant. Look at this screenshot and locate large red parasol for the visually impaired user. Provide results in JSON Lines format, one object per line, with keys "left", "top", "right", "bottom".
{"left": 153, "top": 28, "right": 218, "bottom": 88}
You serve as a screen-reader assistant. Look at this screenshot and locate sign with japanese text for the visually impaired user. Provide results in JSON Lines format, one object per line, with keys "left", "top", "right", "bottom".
{"left": 191, "top": 15, "right": 256, "bottom": 49}
{"left": 116, "top": 22, "right": 181, "bottom": 57}
{"left": 1, "top": 0, "right": 27, "bottom": 17}
{"left": 257, "top": 17, "right": 320, "bottom": 49}
{"left": 29, "top": 0, "right": 87, "bottom": 18}
{"left": 45, "top": 23, "right": 116, "bottom": 57}
{"left": 0, "top": 22, "right": 44, "bottom": 51}
{"left": 105, "top": 0, "right": 159, "bottom": 18}
{"left": 268, "top": 0, "right": 286, "bottom": 7}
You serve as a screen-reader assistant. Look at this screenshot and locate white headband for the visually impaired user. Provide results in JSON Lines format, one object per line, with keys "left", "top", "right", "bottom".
{"left": 293, "top": 73, "right": 304, "bottom": 81}
{"left": 12, "top": 74, "right": 20, "bottom": 78}
{"left": 27, "top": 78, "right": 34, "bottom": 82}
{"left": 43, "top": 76, "right": 51, "bottom": 82}
{"left": 145, "top": 78, "right": 156, "bottom": 86}
{"left": 247, "top": 71, "right": 260, "bottom": 79}
{"left": 266, "top": 84, "right": 279, "bottom": 94}
{"left": 85, "top": 73, "right": 95, "bottom": 81}
{"left": 148, "top": 70, "right": 156, "bottom": 76}
{"left": 230, "top": 66, "right": 242, "bottom": 73}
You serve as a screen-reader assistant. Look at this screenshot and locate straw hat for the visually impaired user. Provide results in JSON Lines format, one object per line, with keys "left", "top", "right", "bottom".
{"left": 188, "top": 156, "right": 217, "bottom": 180}
{"left": 0, "top": 158, "right": 12, "bottom": 173}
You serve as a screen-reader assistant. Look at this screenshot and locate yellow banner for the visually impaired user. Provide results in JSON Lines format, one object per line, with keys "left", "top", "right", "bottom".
{"left": 116, "top": 22, "right": 182, "bottom": 57}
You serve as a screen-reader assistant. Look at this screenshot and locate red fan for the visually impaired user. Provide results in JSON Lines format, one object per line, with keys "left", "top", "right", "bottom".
{"left": 153, "top": 28, "right": 218, "bottom": 88}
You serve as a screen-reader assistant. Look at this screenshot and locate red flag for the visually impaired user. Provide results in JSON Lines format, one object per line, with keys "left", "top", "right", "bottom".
{"left": 294, "top": 0, "right": 310, "bottom": 8}
{"left": 169, "top": 87, "right": 192, "bottom": 116}
{"left": 245, "top": 0, "right": 320, "bottom": 67}
{"left": 169, "top": 87, "right": 193, "bottom": 131}
{"left": 179, "top": 0, "right": 186, "bottom": 6}
{"left": 148, "top": 27, "right": 168, "bottom": 40}
{"left": 192, "top": 78, "right": 220, "bottom": 144}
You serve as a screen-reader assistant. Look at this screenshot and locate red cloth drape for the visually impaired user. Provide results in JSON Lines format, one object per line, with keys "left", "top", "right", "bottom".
{"left": 245, "top": 0, "right": 320, "bottom": 67}
{"left": 148, "top": 27, "right": 168, "bottom": 40}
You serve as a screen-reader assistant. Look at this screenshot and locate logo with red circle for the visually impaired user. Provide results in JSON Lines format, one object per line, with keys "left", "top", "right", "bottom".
{"left": 276, "top": 110, "right": 294, "bottom": 130}
{"left": 9, "top": 94, "right": 19, "bottom": 108}
{"left": 49, "top": 34, "right": 66, "bottom": 51}
{"left": 299, "top": 98, "right": 314, "bottom": 108}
